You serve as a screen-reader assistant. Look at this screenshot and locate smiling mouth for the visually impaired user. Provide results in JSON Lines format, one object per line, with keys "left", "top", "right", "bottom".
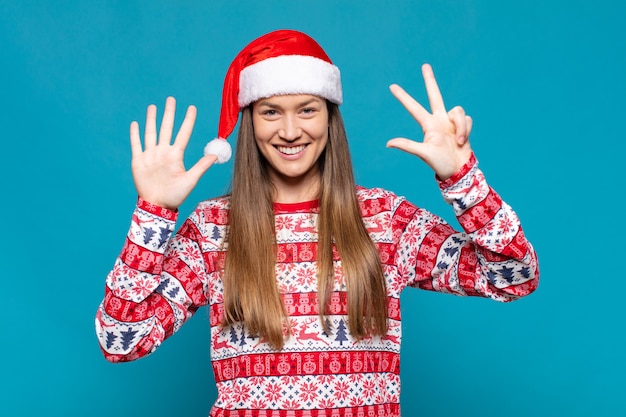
{"left": 276, "top": 145, "right": 306, "bottom": 155}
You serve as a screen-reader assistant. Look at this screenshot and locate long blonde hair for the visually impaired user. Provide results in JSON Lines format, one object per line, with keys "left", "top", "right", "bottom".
{"left": 222, "top": 102, "right": 388, "bottom": 349}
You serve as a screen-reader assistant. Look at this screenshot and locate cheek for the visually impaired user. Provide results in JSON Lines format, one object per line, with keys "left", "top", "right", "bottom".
{"left": 252, "top": 121, "right": 274, "bottom": 144}
{"left": 307, "top": 119, "right": 329, "bottom": 141}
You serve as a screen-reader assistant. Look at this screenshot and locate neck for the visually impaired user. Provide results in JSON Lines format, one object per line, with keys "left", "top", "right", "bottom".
{"left": 271, "top": 173, "right": 321, "bottom": 204}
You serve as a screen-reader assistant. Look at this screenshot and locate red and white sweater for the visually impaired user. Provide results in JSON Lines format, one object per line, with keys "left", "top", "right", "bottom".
{"left": 96, "top": 155, "right": 539, "bottom": 417}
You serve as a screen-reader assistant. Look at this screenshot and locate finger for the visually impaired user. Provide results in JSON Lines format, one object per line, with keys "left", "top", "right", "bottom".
{"left": 459, "top": 116, "right": 473, "bottom": 145}
{"left": 144, "top": 104, "right": 157, "bottom": 149}
{"left": 422, "top": 63, "right": 446, "bottom": 115}
{"left": 130, "top": 121, "right": 142, "bottom": 157}
{"left": 158, "top": 97, "right": 176, "bottom": 146}
{"left": 465, "top": 115, "right": 473, "bottom": 140}
{"left": 448, "top": 106, "right": 467, "bottom": 144}
{"left": 386, "top": 137, "right": 427, "bottom": 160}
{"left": 187, "top": 154, "right": 217, "bottom": 182}
{"left": 173, "top": 105, "right": 197, "bottom": 150}
{"left": 389, "top": 84, "right": 431, "bottom": 127}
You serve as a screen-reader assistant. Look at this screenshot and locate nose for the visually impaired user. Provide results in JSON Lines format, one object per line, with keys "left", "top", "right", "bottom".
{"left": 278, "top": 115, "right": 302, "bottom": 141}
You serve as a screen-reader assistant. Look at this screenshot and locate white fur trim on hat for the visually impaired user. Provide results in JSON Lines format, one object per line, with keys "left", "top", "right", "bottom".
{"left": 204, "top": 138, "right": 232, "bottom": 164}
{"left": 238, "top": 55, "right": 342, "bottom": 107}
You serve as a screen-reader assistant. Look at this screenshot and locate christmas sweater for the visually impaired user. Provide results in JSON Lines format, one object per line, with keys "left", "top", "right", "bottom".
{"left": 95, "top": 154, "right": 539, "bottom": 417}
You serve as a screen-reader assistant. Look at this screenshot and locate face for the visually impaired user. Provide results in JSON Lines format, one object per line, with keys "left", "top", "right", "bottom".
{"left": 252, "top": 94, "right": 329, "bottom": 196}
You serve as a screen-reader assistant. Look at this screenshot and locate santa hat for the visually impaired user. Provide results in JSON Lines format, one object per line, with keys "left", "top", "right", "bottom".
{"left": 204, "top": 29, "right": 343, "bottom": 163}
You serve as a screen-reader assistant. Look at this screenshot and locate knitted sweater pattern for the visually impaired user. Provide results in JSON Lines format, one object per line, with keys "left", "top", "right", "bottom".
{"left": 96, "top": 156, "right": 539, "bottom": 417}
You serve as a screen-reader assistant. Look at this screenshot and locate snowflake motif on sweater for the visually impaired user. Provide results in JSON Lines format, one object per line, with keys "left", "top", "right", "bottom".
{"left": 96, "top": 155, "right": 539, "bottom": 417}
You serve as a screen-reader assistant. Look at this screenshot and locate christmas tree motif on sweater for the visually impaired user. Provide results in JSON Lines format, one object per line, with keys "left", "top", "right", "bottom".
{"left": 498, "top": 265, "right": 516, "bottom": 283}
{"left": 451, "top": 235, "right": 465, "bottom": 245}
{"left": 167, "top": 286, "right": 179, "bottom": 299}
{"left": 142, "top": 227, "right": 156, "bottom": 245}
{"left": 444, "top": 246, "right": 459, "bottom": 257}
{"left": 157, "top": 227, "right": 169, "bottom": 248}
{"left": 229, "top": 326, "right": 239, "bottom": 345}
{"left": 519, "top": 266, "right": 532, "bottom": 279}
{"left": 155, "top": 276, "right": 170, "bottom": 294}
{"left": 210, "top": 225, "right": 222, "bottom": 241}
{"left": 238, "top": 327, "right": 248, "bottom": 349}
{"left": 105, "top": 331, "right": 117, "bottom": 349}
{"left": 119, "top": 327, "right": 138, "bottom": 351}
{"left": 334, "top": 319, "right": 349, "bottom": 345}
{"left": 437, "top": 260, "right": 450, "bottom": 271}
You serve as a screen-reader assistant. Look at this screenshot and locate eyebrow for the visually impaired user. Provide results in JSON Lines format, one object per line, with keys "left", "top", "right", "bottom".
{"left": 256, "top": 97, "right": 322, "bottom": 109}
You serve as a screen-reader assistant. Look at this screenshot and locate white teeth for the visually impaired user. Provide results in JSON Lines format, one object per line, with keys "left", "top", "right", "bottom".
{"left": 277, "top": 145, "right": 305, "bottom": 155}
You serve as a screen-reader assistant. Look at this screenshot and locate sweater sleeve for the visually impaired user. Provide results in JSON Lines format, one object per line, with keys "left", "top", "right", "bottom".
{"left": 395, "top": 153, "right": 539, "bottom": 301}
{"left": 95, "top": 198, "right": 210, "bottom": 362}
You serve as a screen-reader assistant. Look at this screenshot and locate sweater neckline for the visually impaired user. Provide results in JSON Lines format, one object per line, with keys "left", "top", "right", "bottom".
{"left": 273, "top": 199, "right": 319, "bottom": 214}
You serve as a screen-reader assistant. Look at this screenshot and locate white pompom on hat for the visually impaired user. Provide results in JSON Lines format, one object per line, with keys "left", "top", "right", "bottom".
{"left": 204, "top": 29, "right": 343, "bottom": 163}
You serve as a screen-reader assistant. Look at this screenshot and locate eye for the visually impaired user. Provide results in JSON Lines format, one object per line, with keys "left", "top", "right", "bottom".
{"left": 258, "top": 108, "right": 281, "bottom": 120}
{"left": 300, "top": 107, "right": 318, "bottom": 117}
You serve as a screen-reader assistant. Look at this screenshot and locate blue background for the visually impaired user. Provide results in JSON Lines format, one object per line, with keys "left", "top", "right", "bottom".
{"left": 1, "top": 1, "right": 624, "bottom": 416}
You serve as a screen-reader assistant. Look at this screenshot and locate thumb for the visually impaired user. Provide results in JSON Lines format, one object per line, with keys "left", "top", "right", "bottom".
{"left": 187, "top": 154, "right": 218, "bottom": 182}
{"left": 386, "top": 138, "right": 427, "bottom": 159}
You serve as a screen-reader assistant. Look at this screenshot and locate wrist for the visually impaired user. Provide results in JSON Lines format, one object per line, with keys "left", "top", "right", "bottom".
{"left": 437, "top": 152, "right": 477, "bottom": 189}
{"left": 137, "top": 197, "right": 178, "bottom": 220}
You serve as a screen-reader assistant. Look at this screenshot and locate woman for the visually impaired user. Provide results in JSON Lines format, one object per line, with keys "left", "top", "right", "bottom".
{"left": 96, "top": 29, "right": 539, "bottom": 416}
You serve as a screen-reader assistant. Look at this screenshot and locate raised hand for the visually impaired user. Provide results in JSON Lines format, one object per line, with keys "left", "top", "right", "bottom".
{"left": 387, "top": 64, "right": 473, "bottom": 180}
{"left": 130, "top": 97, "right": 217, "bottom": 210}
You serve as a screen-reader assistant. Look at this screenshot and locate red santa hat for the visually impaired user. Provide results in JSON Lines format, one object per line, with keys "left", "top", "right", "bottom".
{"left": 204, "top": 29, "right": 343, "bottom": 163}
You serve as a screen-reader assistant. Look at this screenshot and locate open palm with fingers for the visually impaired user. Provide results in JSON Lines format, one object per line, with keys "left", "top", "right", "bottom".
{"left": 130, "top": 97, "right": 217, "bottom": 210}
{"left": 387, "top": 64, "right": 473, "bottom": 180}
